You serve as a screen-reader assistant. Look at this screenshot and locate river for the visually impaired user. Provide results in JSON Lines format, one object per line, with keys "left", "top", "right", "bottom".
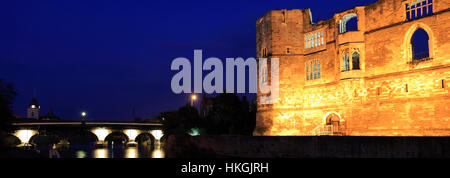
{"left": 28, "top": 142, "right": 164, "bottom": 158}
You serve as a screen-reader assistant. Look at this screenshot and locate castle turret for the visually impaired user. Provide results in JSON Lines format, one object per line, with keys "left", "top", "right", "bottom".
{"left": 27, "top": 98, "right": 40, "bottom": 120}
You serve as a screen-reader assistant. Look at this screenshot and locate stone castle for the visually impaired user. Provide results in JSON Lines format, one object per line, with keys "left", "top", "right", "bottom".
{"left": 254, "top": 0, "right": 450, "bottom": 136}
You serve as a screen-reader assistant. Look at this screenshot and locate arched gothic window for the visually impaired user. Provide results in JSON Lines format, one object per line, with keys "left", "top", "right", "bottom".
{"left": 411, "top": 28, "right": 430, "bottom": 61}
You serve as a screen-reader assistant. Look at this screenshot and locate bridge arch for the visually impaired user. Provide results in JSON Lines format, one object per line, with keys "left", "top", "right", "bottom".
{"left": 135, "top": 132, "right": 156, "bottom": 146}
{"left": 4, "top": 134, "right": 21, "bottom": 147}
{"left": 67, "top": 130, "right": 98, "bottom": 144}
{"left": 13, "top": 129, "right": 38, "bottom": 145}
{"left": 123, "top": 129, "right": 140, "bottom": 143}
{"left": 105, "top": 131, "right": 129, "bottom": 144}
{"left": 29, "top": 134, "right": 61, "bottom": 146}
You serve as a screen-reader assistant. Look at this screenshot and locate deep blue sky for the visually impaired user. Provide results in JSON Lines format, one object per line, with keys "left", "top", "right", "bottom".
{"left": 0, "top": 0, "right": 378, "bottom": 121}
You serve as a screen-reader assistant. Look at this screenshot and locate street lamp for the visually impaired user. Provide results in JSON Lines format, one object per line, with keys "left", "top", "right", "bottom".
{"left": 81, "top": 111, "right": 87, "bottom": 124}
{"left": 191, "top": 94, "right": 197, "bottom": 106}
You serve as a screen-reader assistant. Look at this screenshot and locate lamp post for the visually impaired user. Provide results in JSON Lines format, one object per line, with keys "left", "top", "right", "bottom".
{"left": 191, "top": 94, "right": 197, "bottom": 107}
{"left": 81, "top": 111, "right": 87, "bottom": 124}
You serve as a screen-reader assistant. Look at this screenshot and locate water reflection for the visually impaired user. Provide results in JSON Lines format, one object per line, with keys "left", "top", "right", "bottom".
{"left": 94, "top": 148, "right": 108, "bottom": 158}
{"left": 76, "top": 150, "right": 87, "bottom": 158}
{"left": 29, "top": 142, "right": 165, "bottom": 158}
{"left": 151, "top": 149, "right": 164, "bottom": 158}
{"left": 125, "top": 147, "right": 138, "bottom": 158}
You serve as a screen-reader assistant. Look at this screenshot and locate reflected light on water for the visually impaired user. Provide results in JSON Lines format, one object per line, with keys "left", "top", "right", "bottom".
{"left": 151, "top": 149, "right": 164, "bottom": 158}
{"left": 94, "top": 148, "right": 108, "bottom": 158}
{"left": 125, "top": 147, "right": 138, "bottom": 158}
{"left": 76, "top": 151, "right": 87, "bottom": 158}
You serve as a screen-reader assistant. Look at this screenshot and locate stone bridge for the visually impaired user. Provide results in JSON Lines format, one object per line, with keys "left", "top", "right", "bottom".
{"left": 9, "top": 121, "right": 164, "bottom": 146}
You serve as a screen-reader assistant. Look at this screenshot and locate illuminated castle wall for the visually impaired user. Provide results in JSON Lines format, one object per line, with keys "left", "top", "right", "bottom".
{"left": 254, "top": 0, "right": 450, "bottom": 136}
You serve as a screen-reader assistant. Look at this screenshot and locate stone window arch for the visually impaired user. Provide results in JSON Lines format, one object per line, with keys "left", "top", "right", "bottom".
{"left": 339, "top": 13, "right": 358, "bottom": 34}
{"left": 403, "top": 23, "right": 435, "bottom": 63}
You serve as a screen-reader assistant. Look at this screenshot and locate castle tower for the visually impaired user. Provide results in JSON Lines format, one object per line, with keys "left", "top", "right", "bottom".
{"left": 27, "top": 98, "right": 40, "bottom": 120}
{"left": 254, "top": 0, "right": 450, "bottom": 136}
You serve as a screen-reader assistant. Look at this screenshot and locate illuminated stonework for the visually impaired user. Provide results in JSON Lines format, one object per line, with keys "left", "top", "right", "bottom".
{"left": 254, "top": 0, "right": 450, "bottom": 136}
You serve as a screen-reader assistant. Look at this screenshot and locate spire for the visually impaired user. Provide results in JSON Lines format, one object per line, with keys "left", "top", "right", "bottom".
{"left": 41, "top": 108, "right": 61, "bottom": 121}
{"left": 29, "top": 97, "right": 39, "bottom": 108}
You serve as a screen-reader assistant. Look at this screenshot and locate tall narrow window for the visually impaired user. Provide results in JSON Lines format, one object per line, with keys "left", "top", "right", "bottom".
{"left": 306, "top": 62, "right": 309, "bottom": 80}
{"left": 261, "top": 66, "right": 267, "bottom": 84}
{"left": 314, "top": 63, "right": 317, "bottom": 79}
{"left": 306, "top": 60, "right": 321, "bottom": 81}
{"left": 317, "top": 60, "right": 322, "bottom": 78}
{"left": 411, "top": 28, "right": 430, "bottom": 61}
{"left": 342, "top": 52, "right": 350, "bottom": 71}
{"left": 352, "top": 52, "right": 360, "bottom": 70}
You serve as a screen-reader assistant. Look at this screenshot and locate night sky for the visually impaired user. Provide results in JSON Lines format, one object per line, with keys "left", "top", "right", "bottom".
{"left": 0, "top": 0, "right": 378, "bottom": 121}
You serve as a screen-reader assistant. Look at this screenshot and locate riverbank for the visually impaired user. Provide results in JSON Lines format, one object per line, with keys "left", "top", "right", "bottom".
{"left": 164, "top": 135, "right": 450, "bottom": 158}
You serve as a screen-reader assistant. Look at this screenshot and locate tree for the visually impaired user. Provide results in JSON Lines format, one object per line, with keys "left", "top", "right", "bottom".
{"left": 0, "top": 79, "right": 17, "bottom": 149}
{"left": 160, "top": 104, "right": 200, "bottom": 136}
{"left": 160, "top": 94, "right": 257, "bottom": 136}
{"left": 203, "top": 93, "right": 255, "bottom": 135}
{"left": 0, "top": 79, "right": 16, "bottom": 133}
